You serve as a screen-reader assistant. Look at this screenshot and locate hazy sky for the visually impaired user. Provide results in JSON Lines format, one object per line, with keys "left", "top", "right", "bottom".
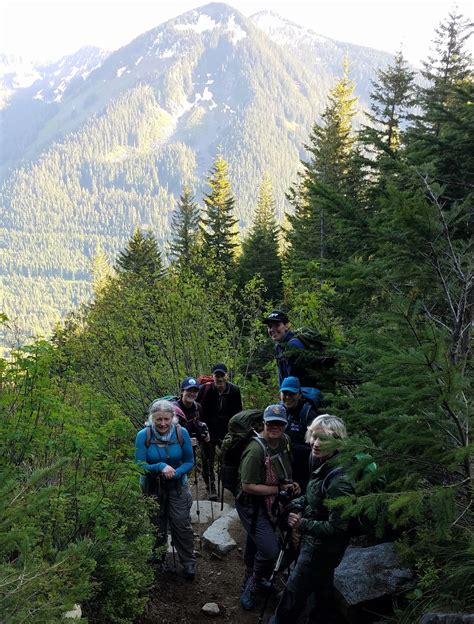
{"left": 1, "top": 0, "right": 472, "bottom": 66}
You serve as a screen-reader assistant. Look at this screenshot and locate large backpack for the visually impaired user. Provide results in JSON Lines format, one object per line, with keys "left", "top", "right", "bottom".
{"left": 289, "top": 327, "right": 337, "bottom": 391}
{"left": 220, "top": 409, "right": 264, "bottom": 495}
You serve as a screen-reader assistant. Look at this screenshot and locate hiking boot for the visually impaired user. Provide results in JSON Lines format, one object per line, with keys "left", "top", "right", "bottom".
{"left": 240, "top": 575, "right": 257, "bottom": 610}
{"left": 183, "top": 562, "right": 196, "bottom": 580}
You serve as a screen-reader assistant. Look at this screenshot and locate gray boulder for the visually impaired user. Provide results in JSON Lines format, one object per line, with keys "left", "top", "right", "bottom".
{"left": 420, "top": 615, "right": 474, "bottom": 624}
{"left": 334, "top": 543, "right": 415, "bottom": 621}
{"left": 202, "top": 509, "right": 239, "bottom": 555}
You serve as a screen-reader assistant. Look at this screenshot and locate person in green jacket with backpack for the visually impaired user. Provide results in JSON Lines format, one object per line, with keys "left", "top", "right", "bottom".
{"left": 269, "top": 414, "right": 354, "bottom": 624}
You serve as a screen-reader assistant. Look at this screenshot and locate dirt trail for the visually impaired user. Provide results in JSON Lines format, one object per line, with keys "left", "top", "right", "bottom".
{"left": 136, "top": 486, "right": 282, "bottom": 624}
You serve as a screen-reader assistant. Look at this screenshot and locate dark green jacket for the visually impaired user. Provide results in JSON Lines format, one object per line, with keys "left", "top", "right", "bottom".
{"left": 292, "top": 455, "right": 354, "bottom": 554}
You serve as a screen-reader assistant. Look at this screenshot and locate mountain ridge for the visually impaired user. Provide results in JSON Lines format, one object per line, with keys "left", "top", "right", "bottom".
{"left": 1, "top": 2, "right": 395, "bottom": 343}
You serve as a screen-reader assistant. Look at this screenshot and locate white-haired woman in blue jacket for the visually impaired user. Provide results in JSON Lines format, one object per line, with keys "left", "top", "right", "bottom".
{"left": 135, "top": 399, "right": 196, "bottom": 579}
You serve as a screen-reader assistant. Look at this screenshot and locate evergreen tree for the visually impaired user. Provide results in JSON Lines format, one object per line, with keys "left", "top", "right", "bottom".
{"left": 361, "top": 50, "right": 416, "bottom": 161}
{"left": 238, "top": 174, "right": 282, "bottom": 301}
{"left": 200, "top": 153, "right": 239, "bottom": 270}
{"left": 116, "top": 227, "right": 164, "bottom": 281}
{"left": 287, "top": 61, "right": 358, "bottom": 264}
{"left": 168, "top": 186, "right": 200, "bottom": 269}
{"left": 91, "top": 246, "right": 114, "bottom": 297}
{"left": 419, "top": 11, "right": 473, "bottom": 138}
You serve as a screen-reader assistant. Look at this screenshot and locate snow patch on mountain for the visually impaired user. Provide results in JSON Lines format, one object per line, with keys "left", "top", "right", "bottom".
{"left": 117, "top": 66, "right": 127, "bottom": 78}
{"left": 251, "top": 10, "right": 330, "bottom": 48}
{"left": 175, "top": 13, "right": 216, "bottom": 34}
{"left": 227, "top": 15, "right": 246, "bottom": 44}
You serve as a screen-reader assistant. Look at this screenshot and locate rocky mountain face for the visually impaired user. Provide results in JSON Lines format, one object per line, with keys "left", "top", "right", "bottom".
{"left": 0, "top": 2, "right": 394, "bottom": 341}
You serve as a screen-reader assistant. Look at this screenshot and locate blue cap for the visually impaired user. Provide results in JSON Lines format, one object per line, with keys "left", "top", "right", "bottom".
{"left": 263, "top": 404, "right": 288, "bottom": 424}
{"left": 181, "top": 376, "right": 200, "bottom": 391}
{"left": 279, "top": 376, "right": 301, "bottom": 394}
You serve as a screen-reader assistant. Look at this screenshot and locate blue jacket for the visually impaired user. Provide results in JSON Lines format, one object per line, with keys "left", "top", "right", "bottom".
{"left": 135, "top": 424, "right": 194, "bottom": 484}
{"left": 275, "top": 331, "right": 305, "bottom": 385}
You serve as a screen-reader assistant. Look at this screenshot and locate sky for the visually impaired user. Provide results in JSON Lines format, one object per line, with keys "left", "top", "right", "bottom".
{"left": 0, "top": 0, "right": 472, "bottom": 67}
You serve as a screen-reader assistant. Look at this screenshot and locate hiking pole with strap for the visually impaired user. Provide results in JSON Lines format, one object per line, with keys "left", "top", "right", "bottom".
{"left": 257, "top": 528, "right": 293, "bottom": 624}
{"left": 217, "top": 453, "right": 224, "bottom": 511}
{"left": 193, "top": 447, "right": 202, "bottom": 551}
{"left": 207, "top": 454, "right": 215, "bottom": 523}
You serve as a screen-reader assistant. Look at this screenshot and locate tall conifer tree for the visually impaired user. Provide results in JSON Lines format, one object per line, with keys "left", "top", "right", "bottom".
{"left": 238, "top": 174, "right": 282, "bottom": 301}
{"left": 168, "top": 186, "right": 200, "bottom": 269}
{"left": 287, "top": 61, "right": 358, "bottom": 264}
{"left": 200, "top": 153, "right": 239, "bottom": 270}
{"left": 116, "top": 227, "right": 164, "bottom": 281}
{"left": 362, "top": 50, "right": 416, "bottom": 161}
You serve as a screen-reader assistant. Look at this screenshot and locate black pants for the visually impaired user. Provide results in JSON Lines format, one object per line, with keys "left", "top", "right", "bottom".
{"left": 201, "top": 440, "right": 217, "bottom": 490}
{"left": 273, "top": 541, "right": 345, "bottom": 624}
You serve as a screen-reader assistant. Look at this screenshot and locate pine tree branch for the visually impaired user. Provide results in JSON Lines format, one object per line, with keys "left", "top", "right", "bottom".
{"left": 451, "top": 498, "right": 472, "bottom": 528}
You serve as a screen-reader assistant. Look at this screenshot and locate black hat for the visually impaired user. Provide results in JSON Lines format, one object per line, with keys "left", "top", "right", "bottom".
{"left": 263, "top": 310, "right": 289, "bottom": 324}
{"left": 212, "top": 363, "right": 228, "bottom": 374}
{"left": 181, "top": 376, "right": 200, "bottom": 390}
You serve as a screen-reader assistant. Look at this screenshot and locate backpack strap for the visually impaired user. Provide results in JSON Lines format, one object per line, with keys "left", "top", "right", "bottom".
{"left": 299, "top": 402, "right": 313, "bottom": 429}
{"left": 253, "top": 435, "right": 291, "bottom": 482}
{"left": 200, "top": 381, "right": 213, "bottom": 404}
{"left": 321, "top": 466, "right": 344, "bottom": 496}
{"left": 144, "top": 424, "right": 184, "bottom": 450}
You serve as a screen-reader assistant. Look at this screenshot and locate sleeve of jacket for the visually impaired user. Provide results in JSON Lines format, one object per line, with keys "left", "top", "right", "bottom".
{"left": 299, "top": 476, "right": 354, "bottom": 539}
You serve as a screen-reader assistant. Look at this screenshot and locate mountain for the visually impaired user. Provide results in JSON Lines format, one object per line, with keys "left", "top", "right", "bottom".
{"left": 0, "top": 47, "right": 110, "bottom": 165}
{"left": 0, "top": 2, "right": 394, "bottom": 344}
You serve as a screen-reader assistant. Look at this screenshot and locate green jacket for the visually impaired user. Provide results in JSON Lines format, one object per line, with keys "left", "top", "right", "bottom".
{"left": 292, "top": 455, "right": 354, "bottom": 554}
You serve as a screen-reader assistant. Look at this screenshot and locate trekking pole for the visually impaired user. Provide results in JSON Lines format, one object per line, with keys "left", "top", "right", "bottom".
{"left": 170, "top": 538, "right": 177, "bottom": 571}
{"left": 207, "top": 456, "right": 215, "bottom": 523}
{"left": 257, "top": 529, "right": 293, "bottom": 624}
{"left": 216, "top": 453, "right": 224, "bottom": 510}
{"left": 193, "top": 448, "right": 202, "bottom": 551}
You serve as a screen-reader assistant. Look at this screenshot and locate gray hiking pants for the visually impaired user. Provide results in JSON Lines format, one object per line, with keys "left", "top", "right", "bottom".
{"left": 152, "top": 479, "right": 195, "bottom": 565}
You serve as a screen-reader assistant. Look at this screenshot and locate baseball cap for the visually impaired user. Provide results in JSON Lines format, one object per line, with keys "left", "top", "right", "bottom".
{"left": 212, "top": 363, "right": 228, "bottom": 374}
{"left": 181, "top": 376, "right": 200, "bottom": 391}
{"left": 279, "top": 376, "right": 301, "bottom": 394}
{"left": 263, "top": 310, "right": 289, "bottom": 324}
{"left": 263, "top": 404, "right": 288, "bottom": 425}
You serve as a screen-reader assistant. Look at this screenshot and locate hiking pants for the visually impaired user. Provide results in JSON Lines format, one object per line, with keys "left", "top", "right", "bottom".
{"left": 235, "top": 497, "right": 279, "bottom": 580}
{"left": 272, "top": 541, "right": 344, "bottom": 624}
{"left": 151, "top": 480, "right": 195, "bottom": 566}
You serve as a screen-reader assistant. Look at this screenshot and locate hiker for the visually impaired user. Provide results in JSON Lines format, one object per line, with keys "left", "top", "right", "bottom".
{"left": 135, "top": 400, "right": 196, "bottom": 580}
{"left": 175, "top": 376, "right": 211, "bottom": 448}
{"left": 235, "top": 404, "right": 300, "bottom": 611}
{"left": 263, "top": 310, "right": 306, "bottom": 386}
{"left": 279, "top": 375, "right": 317, "bottom": 493}
{"left": 198, "top": 363, "right": 243, "bottom": 501}
{"left": 269, "top": 414, "right": 354, "bottom": 624}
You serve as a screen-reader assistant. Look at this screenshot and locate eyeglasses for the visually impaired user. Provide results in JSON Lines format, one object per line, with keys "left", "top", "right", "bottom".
{"left": 265, "top": 420, "right": 286, "bottom": 427}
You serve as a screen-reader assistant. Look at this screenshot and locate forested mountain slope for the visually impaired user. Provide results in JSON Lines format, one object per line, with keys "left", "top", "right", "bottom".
{"left": 0, "top": 2, "right": 394, "bottom": 342}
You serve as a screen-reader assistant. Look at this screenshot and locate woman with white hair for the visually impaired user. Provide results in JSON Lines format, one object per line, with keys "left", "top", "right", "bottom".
{"left": 135, "top": 399, "right": 196, "bottom": 579}
{"left": 269, "top": 414, "right": 354, "bottom": 624}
